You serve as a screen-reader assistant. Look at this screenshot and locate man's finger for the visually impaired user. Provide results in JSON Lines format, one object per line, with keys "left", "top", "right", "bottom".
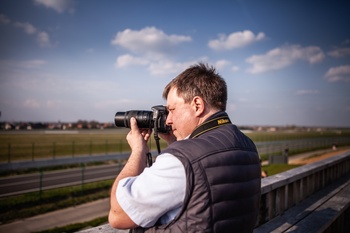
{"left": 130, "top": 117, "right": 138, "bottom": 131}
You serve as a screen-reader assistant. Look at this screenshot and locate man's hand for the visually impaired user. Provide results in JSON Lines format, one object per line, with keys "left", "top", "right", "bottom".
{"left": 127, "top": 117, "right": 152, "bottom": 154}
{"left": 159, "top": 130, "right": 177, "bottom": 145}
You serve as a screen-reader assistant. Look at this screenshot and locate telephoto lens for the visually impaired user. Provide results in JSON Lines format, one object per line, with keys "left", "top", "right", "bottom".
{"left": 114, "top": 110, "right": 153, "bottom": 129}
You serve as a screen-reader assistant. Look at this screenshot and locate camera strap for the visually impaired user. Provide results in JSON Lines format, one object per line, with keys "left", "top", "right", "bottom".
{"left": 149, "top": 113, "right": 231, "bottom": 167}
{"left": 146, "top": 152, "right": 153, "bottom": 166}
{"left": 189, "top": 113, "right": 231, "bottom": 139}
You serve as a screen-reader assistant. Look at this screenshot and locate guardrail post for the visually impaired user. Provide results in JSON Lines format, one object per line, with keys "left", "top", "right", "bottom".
{"left": 32, "top": 142, "right": 35, "bottom": 161}
{"left": 39, "top": 169, "right": 43, "bottom": 200}
{"left": 148, "top": 136, "right": 152, "bottom": 152}
{"left": 53, "top": 142, "right": 56, "bottom": 159}
{"left": 8, "top": 143, "right": 11, "bottom": 163}
{"left": 105, "top": 140, "right": 108, "bottom": 155}
{"left": 119, "top": 139, "right": 123, "bottom": 153}
{"left": 81, "top": 163, "right": 85, "bottom": 193}
{"left": 72, "top": 141, "right": 75, "bottom": 157}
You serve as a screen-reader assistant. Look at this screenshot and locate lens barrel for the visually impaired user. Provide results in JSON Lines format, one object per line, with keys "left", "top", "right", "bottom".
{"left": 114, "top": 110, "right": 153, "bottom": 129}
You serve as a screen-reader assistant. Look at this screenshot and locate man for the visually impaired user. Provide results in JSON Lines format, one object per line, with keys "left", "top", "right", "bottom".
{"left": 109, "top": 63, "right": 261, "bottom": 232}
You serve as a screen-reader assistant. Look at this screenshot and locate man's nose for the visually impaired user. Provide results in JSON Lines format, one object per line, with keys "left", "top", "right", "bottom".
{"left": 166, "top": 114, "right": 172, "bottom": 125}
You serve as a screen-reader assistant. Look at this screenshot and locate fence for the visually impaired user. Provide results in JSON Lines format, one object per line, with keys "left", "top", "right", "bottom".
{"left": 255, "top": 137, "right": 350, "bottom": 159}
{"left": 1, "top": 133, "right": 350, "bottom": 163}
{"left": 1, "top": 139, "right": 127, "bottom": 163}
{"left": 0, "top": 136, "right": 167, "bottom": 163}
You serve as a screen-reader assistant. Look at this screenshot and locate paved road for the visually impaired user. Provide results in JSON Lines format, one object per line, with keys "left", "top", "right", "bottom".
{"left": 0, "top": 148, "right": 340, "bottom": 197}
{"left": 0, "top": 164, "right": 123, "bottom": 197}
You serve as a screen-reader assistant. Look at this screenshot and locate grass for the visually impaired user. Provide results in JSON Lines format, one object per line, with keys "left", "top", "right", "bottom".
{"left": 33, "top": 216, "right": 108, "bottom": 233}
{"left": 0, "top": 161, "right": 113, "bottom": 177}
{"left": 262, "top": 164, "right": 301, "bottom": 177}
{"left": 0, "top": 130, "right": 168, "bottom": 162}
{"left": 0, "top": 131, "right": 128, "bottom": 162}
{"left": 245, "top": 130, "right": 350, "bottom": 142}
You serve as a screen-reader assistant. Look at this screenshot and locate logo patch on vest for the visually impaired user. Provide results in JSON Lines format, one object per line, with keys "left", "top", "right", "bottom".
{"left": 217, "top": 118, "right": 230, "bottom": 125}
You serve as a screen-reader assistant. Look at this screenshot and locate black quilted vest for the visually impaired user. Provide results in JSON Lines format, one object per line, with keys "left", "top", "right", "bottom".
{"left": 144, "top": 112, "right": 261, "bottom": 233}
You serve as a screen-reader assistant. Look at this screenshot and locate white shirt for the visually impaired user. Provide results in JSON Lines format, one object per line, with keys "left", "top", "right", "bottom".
{"left": 116, "top": 153, "right": 186, "bottom": 228}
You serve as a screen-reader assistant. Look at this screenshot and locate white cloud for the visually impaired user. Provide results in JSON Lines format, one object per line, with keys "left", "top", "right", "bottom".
{"left": 111, "top": 27, "right": 192, "bottom": 57}
{"left": 34, "top": 0, "right": 75, "bottom": 13}
{"left": 148, "top": 60, "right": 196, "bottom": 76}
{"left": 327, "top": 47, "right": 350, "bottom": 58}
{"left": 0, "top": 14, "right": 11, "bottom": 24}
{"left": 23, "top": 99, "right": 40, "bottom": 108}
{"left": 0, "top": 59, "right": 46, "bottom": 69}
{"left": 342, "top": 39, "right": 350, "bottom": 45}
{"left": 20, "top": 59, "right": 47, "bottom": 68}
{"left": 46, "top": 99, "right": 63, "bottom": 108}
{"left": 116, "top": 54, "right": 227, "bottom": 77}
{"left": 115, "top": 54, "right": 149, "bottom": 68}
{"left": 208, "top": 30, "right": 265, "bottom": 51}
{"left": 111, "top": 27, "right": 241, "bottom": 77}
{"left": 112, "top": 27, "right": 195, "bottom": 76}
{"left": 215, "top": 60, "right": 230, "bottom": 69}
{"left": 324, "top": 65, "right": 350, "bottom": 82}
{"left": 37, "top": 31, "right": 52, "bottom": 47}
{"left": 14, "top": 22, "right": 37, "bottom": 34}
{"left": 231, "top": 66, "right": 240, "bottom": 72}
{"left": 94, "top": 99, "right": 135, "bottom": 110}
{"left": 296, "top": 90, "right": 320, "bottom": 95}
{"left": 246, "top": 44, "right": 325, "bottom": 74}
{"left": 1, "top": 14, "right": 53, "bottom": 47}
{"left": 86, "top": 48, "right": 95, "bottom": 53}
{"left": 212, "top": 60, "right": 240, "bottom": 73}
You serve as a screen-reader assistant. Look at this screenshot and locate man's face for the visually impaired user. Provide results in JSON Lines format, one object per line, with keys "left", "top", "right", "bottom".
{"left": 165, "top": 88, "right": 197, "bottom": 140}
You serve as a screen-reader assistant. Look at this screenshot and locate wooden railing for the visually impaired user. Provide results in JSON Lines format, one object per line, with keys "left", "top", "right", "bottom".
{"left": 255, "top": 150, "right": 350, "bottom": 232}
{"left": 258, "top": 151, "right": 349, "bottom": 223}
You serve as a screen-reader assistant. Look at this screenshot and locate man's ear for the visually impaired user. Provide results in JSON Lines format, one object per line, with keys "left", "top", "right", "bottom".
{"left": 192, "top": 96, "right": 205, "bottom": 117}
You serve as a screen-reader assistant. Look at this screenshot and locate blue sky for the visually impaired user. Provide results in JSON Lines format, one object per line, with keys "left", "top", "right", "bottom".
{"left": 0, "top": 0, "right": 349, "bottom": 127}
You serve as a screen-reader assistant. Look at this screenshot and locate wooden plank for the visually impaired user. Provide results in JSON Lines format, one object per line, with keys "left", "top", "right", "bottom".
{"left": 253, "top": 174, "right": 350, "bottom": 233}
{"left": 79, "top": 224, "right": 128, "bottom": 233}
{"left": 285, "top": 180, "right": 350, "bottom": 232}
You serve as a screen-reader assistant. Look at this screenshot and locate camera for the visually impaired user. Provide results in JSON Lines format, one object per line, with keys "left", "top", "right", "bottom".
{"left": 114, "top": 105, "right": 171, "bottom": 133}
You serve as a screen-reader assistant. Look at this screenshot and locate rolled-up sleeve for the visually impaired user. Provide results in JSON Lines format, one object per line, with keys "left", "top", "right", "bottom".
{"left": 116, "top": 153, "right": 186, "bottom": 228}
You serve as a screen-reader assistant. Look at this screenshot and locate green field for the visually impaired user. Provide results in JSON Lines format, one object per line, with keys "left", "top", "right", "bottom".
{"left": 0, "top": 129, "right": 168, "bottom": 162}
{"left": 1, "top": 129, "right": 350, "bottom": 162}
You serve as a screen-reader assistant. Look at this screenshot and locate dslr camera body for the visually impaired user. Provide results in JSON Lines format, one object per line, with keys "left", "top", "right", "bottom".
{"left": 114, "top": 105, "right": 171, "bottom": 133}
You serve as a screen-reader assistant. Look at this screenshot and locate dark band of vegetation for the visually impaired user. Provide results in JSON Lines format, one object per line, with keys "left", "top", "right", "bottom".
{"left": 0, "top": 180, "right": 113, "bottom": 225}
